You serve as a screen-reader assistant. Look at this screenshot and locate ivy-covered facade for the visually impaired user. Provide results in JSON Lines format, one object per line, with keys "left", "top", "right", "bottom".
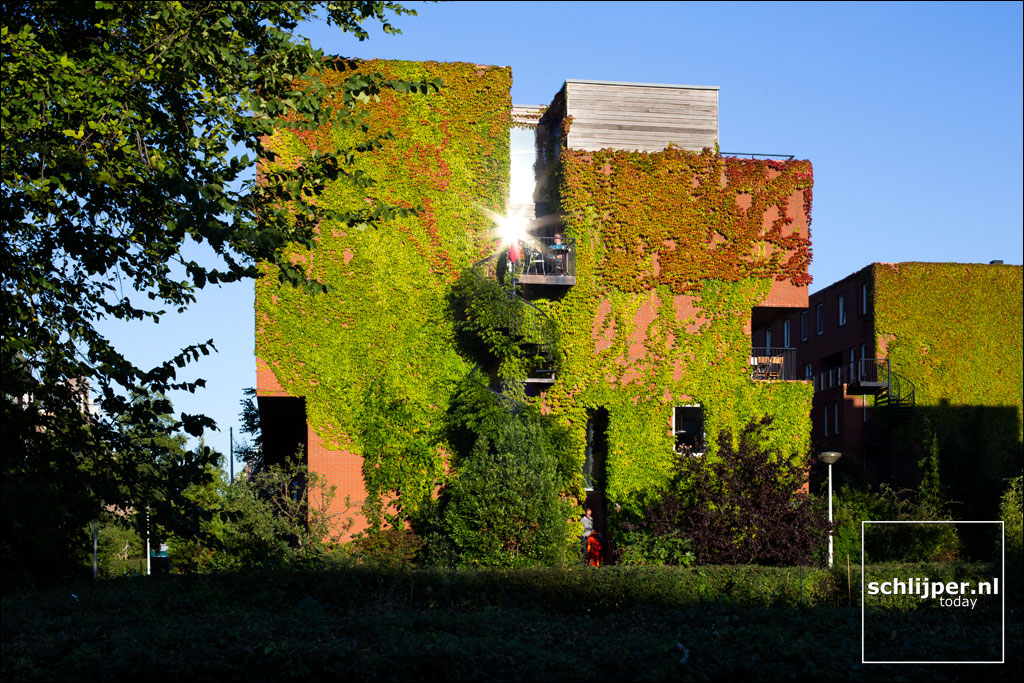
{"left": 760, "top": 262, "right": 1022, "bottom": 521}
{"left": 256, "top": 64, "right": 816, "bottom": 543}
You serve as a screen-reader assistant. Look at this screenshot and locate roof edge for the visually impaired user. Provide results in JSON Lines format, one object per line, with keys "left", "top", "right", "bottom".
{"left": 565, "top": 78, "right": 719, "bottom": 91}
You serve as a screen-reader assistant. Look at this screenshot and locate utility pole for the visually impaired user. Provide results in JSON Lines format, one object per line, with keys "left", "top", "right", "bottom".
{"left": 230, "top": 427, "right": 234, "bottom": 481}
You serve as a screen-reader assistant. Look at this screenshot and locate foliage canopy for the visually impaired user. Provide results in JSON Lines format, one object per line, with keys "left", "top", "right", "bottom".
{"left": 0, "top": 0, "right": 426, "bottom": 578}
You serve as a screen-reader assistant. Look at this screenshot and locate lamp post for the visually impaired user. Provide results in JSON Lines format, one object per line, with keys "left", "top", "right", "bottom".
{"left": 819, "top": 451, "right": 842, "bottom": 567}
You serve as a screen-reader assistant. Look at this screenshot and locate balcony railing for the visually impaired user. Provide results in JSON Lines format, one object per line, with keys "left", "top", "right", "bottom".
{"left": 813, "top": 358, "right": 890, "bottom": 393}
{"left": 749, "top": 347, "right": 797, "bottom": 380}
{"left": 516, "top": 236, "right": 576, "bottom": 284}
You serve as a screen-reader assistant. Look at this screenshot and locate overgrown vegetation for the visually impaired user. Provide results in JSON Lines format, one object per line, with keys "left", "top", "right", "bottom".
{"left": 619, "top": 420, "right": 826, "bottom": 566}
{"left": 1, "top": 0, "right": 426, "bottom": 581}
{"left": 420, "top": 380, "right": 575, "bottom": 567}
{"left": 542, "top": 138, "right": 816, "bottom": 518}
{"left": 873, "top": 263, "right": 1023, "bottom": 529}
{"left": 255, "top": 60, "right": 512, "bottom": 530}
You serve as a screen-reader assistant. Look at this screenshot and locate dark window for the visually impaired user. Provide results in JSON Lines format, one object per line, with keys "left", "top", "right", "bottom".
{"left": 816, "top": 304, "right": 824, "bottom": 335}
{"left": 783, "top": 320, "right": 791, "bottom": 348}
{"left": 824, "top": 403, "right": 830, "bottom": 436}
{"left": 583, "top": 408, "right": 608, "bottom": 491}
{"left": 838, "top": 294, "right": 846, "bottom": 326}
{"left": 800, "top": 311, "right": 808, "bottom": 341}
{"left": 674, "top": 406, "right": 704, "bottom": 454}
{"left": 862, "top": 282, "right": 869, "bottom": 315}
{"left": 765, "top": 328, "right": 772, "bottom": 350}
{"left": 833, "top": 400, "right": 840, "bottom": 434}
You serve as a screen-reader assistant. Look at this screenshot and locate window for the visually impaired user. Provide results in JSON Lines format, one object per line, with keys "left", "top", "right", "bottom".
{"left": 838, "top": 294, "right": 846, "bottom": 326}
{"left": 783, "top": 320, "right": 791, "bottom": 348}
{"left": 804, "top": 363, "right": 813, "bottom": 379}
{"left": 583, "top": 408, "right": 608, "bottom": 491}
{"left": 816, "top": 303, "right": 824, "bottom": 335}
{"left": 833, "top": 400, "right": 840, "bottom": 434}
{"left": 862, "top": 282, "right": 869, "bottom": 315}
{"left": 673, "top": 405, "right": 705, "bottom": 455}
{"left": 861, "top": 343, "right": 869, "bottom": 362}
{"left": 800, "top": 311, "right": 808, "bottom": 341}
{"left": 850, "top": 347, "right": 857, "bottom": 378}
{"left": 823, "top": 403, "right": 829, "bottom": 436}
{"left": 765, "top": 328, "right": 772, "bottom": 350}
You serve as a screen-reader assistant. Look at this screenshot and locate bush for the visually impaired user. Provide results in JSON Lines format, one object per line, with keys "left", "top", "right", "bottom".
{"left": 166, "top": 456, "right": 351, "bottom": 572}
{"left": 346, "top": 529, "right": 425, "bottom": 568}
{"left": 424, "top": 380, "right": 575, "bottom": 568}
{"left": 617, "top": 529, "right": 694, "bottom": 566}
{"left": 620, "top": 419, "right": 826, "bottom": 566}
{"left": 831, "top": 485, "right": 960, "bottom": 564}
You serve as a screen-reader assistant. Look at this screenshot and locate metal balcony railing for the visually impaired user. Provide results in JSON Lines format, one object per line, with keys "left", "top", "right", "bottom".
{"left": 518, "top": 236, "right": 576, "bottom": 280}
{"left": 813, "top": 358, "right": 890, "bottom": 393}
{"left": 749, "top": 347, "right": 797, "bottom": 380}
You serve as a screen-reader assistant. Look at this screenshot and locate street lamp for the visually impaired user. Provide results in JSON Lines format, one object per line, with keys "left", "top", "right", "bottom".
{"left": 818, "top": 451, "right": 842, "bottom": 568}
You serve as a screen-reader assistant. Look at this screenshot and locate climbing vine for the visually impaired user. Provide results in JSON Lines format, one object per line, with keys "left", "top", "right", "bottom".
{"left": 873, "top": 262, "right": 1023, "bottom": 521}
{"left": 543, "top": 145, "right": 815, "bottom": 515}
{"left": 256, "top": 60, "right": 511, "bottom": 527}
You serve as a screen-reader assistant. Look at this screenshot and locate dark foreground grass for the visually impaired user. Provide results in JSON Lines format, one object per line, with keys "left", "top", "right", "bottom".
{"left": 3, "top": 566, "right": 1020, "bottom": 681}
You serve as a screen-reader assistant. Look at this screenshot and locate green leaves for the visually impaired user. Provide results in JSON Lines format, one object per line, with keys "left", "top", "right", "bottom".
{"left": 1, "top": 0, "right": 419, "bottom": 578}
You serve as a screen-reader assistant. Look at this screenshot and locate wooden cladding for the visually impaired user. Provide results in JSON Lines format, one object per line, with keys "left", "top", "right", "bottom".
{"left": 563, "top": 80, "right": 718, "bottom": 153}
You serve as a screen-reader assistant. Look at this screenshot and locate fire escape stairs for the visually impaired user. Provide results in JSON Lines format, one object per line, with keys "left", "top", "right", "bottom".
{"left": 865, "top": 370, "right": 917, "bottom": 481}
{"left": 467, "top": 254, "right": 561, "bottom": 406}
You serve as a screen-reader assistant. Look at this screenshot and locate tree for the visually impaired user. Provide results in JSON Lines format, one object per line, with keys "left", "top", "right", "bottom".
{"left": 425, "top": 380, "right": 576, "bottom": 568}
{"left": 235, "top": 387, "right": 264, "bottom": 474}
{"left": 1, "top": 0, "right": 432, "bottom": 579}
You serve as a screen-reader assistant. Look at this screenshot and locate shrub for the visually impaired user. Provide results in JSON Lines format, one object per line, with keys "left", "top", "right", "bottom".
{"left": 617, "top": 528, "right": 695, "bottom": 566}
{"left": 346, "top": 529, "right": 425, "bottom": 568}
{"left": 424, "top": 380, "right": 575, "bottom": 568}
{"left": 166, "top": 456, "right": 351, "bottom": 572}
{"left": 831, "top": 485, "right": 960, "bottom": 564}
{"left": 619, "top": 419, "right": 826, "bottom": 566}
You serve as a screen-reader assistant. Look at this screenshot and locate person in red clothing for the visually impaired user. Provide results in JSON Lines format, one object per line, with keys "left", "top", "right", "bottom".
{"left": 586, "top": 530, "right": 602, "bottom": 567}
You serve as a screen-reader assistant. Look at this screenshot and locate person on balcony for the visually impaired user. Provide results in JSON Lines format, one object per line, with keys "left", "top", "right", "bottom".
{"left": 549, "top": 232, "right": 567, "bottom": 274}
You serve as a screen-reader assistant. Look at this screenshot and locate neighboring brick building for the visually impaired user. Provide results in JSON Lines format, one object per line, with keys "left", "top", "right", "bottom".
{"left": 256, "top": 65, "right": 817, "bottom": 540}
{"left": 753, "top": 262, "right": 1023, "bottom": 516}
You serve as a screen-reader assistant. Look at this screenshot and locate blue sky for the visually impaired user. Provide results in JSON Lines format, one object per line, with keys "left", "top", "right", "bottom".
{"left": 98, "top": 1, "right": 1023, "bottom": 472}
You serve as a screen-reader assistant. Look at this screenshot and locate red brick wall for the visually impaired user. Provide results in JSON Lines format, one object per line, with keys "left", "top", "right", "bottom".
{"left": 256, "top": 356, "right": 291, "bottom": 397}
{"left": 307, "top": 424, "right": 369, "bottom": 540}
{"left": 256, "top": 356, "right": 369, "bottom": 540}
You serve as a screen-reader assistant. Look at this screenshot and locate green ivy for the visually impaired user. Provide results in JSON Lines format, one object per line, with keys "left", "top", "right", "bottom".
{"left": 256, "top": 61, "right": 512, "bottom": 527}
{"left": 873, "top": 262, "right": 1023, "bottom": 522}
{"left": 543, "top": 147, "right": 815, "bottom": 516}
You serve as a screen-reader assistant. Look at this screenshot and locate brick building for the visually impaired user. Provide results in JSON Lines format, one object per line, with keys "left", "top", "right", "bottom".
{"left": 752, "top": 261, "right": 1022, "bottom": 514}
{"left": 256, "top": 64, "right": 817, "bottom": 540}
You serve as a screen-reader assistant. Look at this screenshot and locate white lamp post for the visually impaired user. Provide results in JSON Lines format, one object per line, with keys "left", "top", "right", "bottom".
{"left": 818, "top": 451, "right": 842, "bottom": 567}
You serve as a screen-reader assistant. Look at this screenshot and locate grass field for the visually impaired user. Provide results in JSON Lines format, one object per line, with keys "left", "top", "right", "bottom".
{"left": 3, "top": 566, "right": 1020, "bottom": 681}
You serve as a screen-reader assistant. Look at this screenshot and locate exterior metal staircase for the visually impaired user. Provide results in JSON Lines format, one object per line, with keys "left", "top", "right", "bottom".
{"left": 865, "top": 369, "right": 917, "bottom": 481}
{"left": 469, "top": 254, "right": 560, "bottom": 393}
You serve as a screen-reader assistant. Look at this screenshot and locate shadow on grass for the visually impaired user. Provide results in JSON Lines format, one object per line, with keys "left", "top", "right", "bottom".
{"left": 3, "top": 566, "right": 1020, "bottom": 681}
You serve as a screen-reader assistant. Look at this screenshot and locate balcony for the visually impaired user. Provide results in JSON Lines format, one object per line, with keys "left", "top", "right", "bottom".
{"left": 749, "top": 347, "right": 798, "bottom": 381}
{"left": 516, "top": 236, "right": 576, "bottom": 286}
{"left": 814, "top": 358, "right": 890, "bottom": 394}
